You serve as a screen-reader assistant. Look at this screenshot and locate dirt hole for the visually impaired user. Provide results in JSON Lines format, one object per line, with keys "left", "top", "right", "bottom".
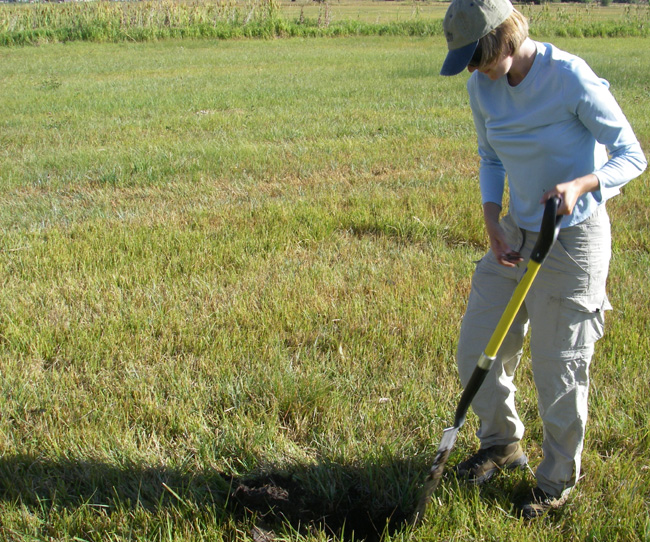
{"left": 230, "top": 474, "right": 410, "bottom": 542}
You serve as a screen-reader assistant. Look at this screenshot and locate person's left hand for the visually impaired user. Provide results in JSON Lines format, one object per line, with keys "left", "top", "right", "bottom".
{"left": 541, "top": 174, "right": 600, "bottom": 215}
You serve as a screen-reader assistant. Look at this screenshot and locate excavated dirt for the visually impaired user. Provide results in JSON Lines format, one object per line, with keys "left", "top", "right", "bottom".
{"left": 230, "top": 473, "right": 410, "bottom": 542}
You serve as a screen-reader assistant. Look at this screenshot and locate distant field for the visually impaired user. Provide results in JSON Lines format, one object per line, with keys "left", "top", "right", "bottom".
{"left": 0, "top": 6, "right": 648, "bottom": 542}
{"left": 0, "top": 0, "right": 648, "bottom": 45}
{"left": 279, "top": 0, "right": 648, "bottom": 23}
{"left": 279, "top": 0, "right": 448, "bottom": 23}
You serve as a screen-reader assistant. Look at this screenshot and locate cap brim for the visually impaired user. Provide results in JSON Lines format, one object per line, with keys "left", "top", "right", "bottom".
{"left": 440, "top": 41, "right": 479, "bottom": 76}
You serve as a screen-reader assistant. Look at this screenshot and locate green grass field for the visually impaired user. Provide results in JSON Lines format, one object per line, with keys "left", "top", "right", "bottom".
{"left": 0, "top": 3, "right": 649, "bottom": 541}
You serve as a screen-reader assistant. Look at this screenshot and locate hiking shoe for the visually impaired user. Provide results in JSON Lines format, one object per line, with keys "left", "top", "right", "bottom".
{"left": 518, "top": 486, "right": 567, "bottom": 519}
{"left": 453, "top": 443, "right": 527, "bottom": 484}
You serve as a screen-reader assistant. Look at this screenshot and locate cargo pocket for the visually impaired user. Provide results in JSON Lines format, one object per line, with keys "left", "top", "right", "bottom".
{"left": 553, "top": 295, "right": 611, "bottom": 350}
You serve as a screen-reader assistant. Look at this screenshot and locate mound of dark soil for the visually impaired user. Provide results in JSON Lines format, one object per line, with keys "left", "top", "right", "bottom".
{"left": 231, "top": 473, "right": 410, "bottom": 542}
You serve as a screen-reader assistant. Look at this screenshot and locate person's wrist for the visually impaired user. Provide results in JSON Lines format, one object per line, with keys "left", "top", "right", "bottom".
{"left": 573, "top": 174, "right": 599, "bottom": 196}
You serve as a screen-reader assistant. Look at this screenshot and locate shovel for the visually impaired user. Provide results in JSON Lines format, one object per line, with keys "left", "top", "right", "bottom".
{"left": 412, "top": 196, "right": 563, "bottom": 524}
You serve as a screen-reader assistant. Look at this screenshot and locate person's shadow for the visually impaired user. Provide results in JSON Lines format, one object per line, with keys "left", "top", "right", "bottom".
{"left": 0, "top": 453, "right": 432, "bottom": 541}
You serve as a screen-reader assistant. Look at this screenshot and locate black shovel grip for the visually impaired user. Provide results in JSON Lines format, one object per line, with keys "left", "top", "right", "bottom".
{"left": 530, "top": 196, "right": 563, "bottom": 265}
{"left": 453, "top": 366, "right": 489, "bottom": 430}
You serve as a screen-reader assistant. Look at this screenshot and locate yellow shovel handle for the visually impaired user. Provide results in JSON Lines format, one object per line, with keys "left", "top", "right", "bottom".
{"left": 479, "top": 260, "right": 542, "bottom": 366}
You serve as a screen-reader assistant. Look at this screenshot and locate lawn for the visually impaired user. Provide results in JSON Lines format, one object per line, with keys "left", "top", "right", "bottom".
{"left": 0, "top": 8, "right": 648, "bottom": 542}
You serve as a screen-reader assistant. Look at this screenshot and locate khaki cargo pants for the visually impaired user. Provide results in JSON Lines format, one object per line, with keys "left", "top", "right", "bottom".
{"left": 457, "top": 205, "right": 611, "bottom": 497}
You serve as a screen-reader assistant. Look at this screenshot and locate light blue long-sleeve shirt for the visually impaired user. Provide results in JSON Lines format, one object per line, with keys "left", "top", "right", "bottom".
{"left": 468, "top": 41, "right": 647, "bottom": 231}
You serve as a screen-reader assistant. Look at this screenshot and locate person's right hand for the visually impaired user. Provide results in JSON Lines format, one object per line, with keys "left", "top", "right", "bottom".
{"left": 483, "top": 202, "right": 523, "bottom": 268}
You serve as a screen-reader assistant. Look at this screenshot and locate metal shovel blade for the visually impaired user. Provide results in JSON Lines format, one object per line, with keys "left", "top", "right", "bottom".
{"left": 411, "top": 426, "right": 459, "bottom": 524}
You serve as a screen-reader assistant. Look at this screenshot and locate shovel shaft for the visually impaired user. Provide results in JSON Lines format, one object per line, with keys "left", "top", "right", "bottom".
{"left": 451, "top": 259, "right": 542, "bottom": 431}
{"left": 449, "top": 199, "right": 562, "bottom": 437}
{"left": 450, "top": 199, "right": 561, "bottom": 432}
{"left": 484, "top": 260, "right": 541, "bottom": 359}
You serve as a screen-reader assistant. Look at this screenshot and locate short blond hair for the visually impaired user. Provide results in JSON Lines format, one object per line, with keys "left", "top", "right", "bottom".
{"left": 478, "top": 9, "right": 529, "bottom": 70}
